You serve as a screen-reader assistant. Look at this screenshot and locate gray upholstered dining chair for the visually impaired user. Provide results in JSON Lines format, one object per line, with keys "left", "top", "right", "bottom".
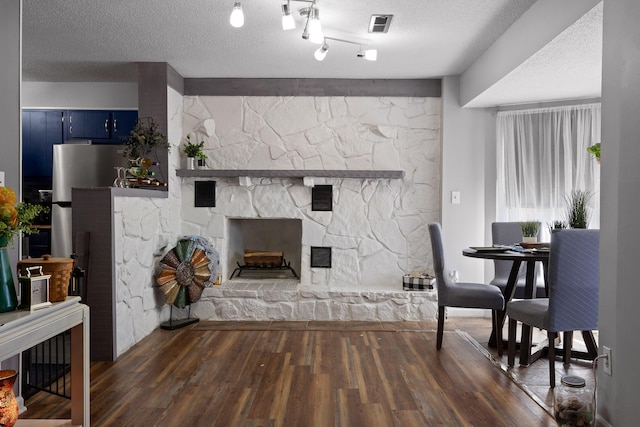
{"left": 491, "top": 222, "right": 546, "bottom": 298}
{"left": 428, "top": 223, "right": 505, "bottom": 354}
{"left": 506, "top": 229, "right": 599, "bottom": 388}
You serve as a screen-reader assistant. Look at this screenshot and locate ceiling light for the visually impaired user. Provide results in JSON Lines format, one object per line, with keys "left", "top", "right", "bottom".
{"left": 314, "top": 42, "right": 329, "bottom": 61}
{"left": 230, "top": 2, "right": 244, "bottom": 28}
{"left": 307, "top": 7, "right": 324, "bottom": 44}
{"left": 357, "top": 48, "right": 378, "bottom": 61}
{"left": 281, "top": 2, "right": 296, "bottom": 30}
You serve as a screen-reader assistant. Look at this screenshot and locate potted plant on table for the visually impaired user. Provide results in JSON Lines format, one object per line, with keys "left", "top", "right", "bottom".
{"left": 519, "top": 221, "right": 540, "bottom": 244}
{"left": 183, "top": 134, "right": 206, "bottom": 170}
{"left": 566, "top": 190, "right": 592, "bottom": 229}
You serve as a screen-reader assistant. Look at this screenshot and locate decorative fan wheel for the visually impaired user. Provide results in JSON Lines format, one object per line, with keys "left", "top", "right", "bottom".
{"left": 156, "top": 239, "right": 211, "bottom": 308}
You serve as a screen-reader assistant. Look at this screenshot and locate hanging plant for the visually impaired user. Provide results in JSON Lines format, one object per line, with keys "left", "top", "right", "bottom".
{"left": 587, "top": 143, "right": 601, "bottom": 162}
{"left": 122, "top": 117, "right": 170, "bottom": 159}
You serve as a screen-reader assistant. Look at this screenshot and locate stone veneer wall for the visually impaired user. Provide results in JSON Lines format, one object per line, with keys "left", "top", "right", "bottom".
{"left": 113, "top": 94, "right": 442, "bottom": 347}
{"left": 112, "top": 86, "right": 183, "bottom": 356}
{"left": 180, "top": 96, "right": 441, "bottom": 290}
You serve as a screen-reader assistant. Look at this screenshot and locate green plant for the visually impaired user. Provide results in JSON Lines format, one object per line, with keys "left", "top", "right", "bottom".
{"left": 565, "top": 190, "right": 593, "bottom": 229}
{"left": 123, "top": 117, "right": 170, "bottom": 159}
{"left": 548, "top": 220, "right": 568, "bottom": 234}
{"left": 587, "top": 142, "right": 601, "bottom": 161}
{"left": 0, "top": 186, "right": 48, "bottom": 245}
{"left": 519, "top": 221, "right": 540, "bottom": 238}
{"left": 183, "top": 134, "right": 206, "bottom": 158}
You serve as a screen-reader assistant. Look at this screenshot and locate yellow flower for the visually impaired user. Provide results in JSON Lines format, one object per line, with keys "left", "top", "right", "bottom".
{"left": 0, "top": 187, "right": 17, "bottom": 206}
{"left": 0, "top": 186, "right": 47, "bottom": 244}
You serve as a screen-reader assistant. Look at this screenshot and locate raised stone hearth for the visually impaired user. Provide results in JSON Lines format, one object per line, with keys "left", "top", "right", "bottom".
{"left": 191, "top": 280, "right": 438, "bottom": 321}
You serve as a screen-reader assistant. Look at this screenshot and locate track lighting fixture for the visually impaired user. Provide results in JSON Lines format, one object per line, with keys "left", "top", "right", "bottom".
{"left": 314, "top": 41, "right": 329, "bottom": 61}
{"left": 281, "top": 1, "right": 296, "bottom": 30}
{"left": 231, "top": 1, "right": 378, "bottom": 62}
{"left": 229, "top": 2, "right": 244, "bottom": 28}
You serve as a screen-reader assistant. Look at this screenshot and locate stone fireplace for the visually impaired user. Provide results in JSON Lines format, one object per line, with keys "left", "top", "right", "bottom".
{"left": 227, "top": 217, "right": 302, "bottom": 280}
{"left": 177, "top": 95, "right": 441, "bottom": 320}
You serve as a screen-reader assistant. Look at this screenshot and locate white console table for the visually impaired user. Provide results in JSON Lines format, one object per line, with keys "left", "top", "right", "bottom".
{"left": 0, "top": 297, "right": 90, "bottom": 426}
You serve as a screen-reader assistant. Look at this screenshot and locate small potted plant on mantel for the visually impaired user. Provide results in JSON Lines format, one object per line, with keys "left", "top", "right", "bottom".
{"left": 519, "top": 221, "right": 540, "bottom": 244}
{"left": 183, "top": 134, "right": 206, "bottom": 170}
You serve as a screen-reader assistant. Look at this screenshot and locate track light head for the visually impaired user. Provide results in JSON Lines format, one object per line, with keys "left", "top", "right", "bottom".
{"left": 314, "top": 42, "right": 329, "bottom": 61}
{"left": 357, "top": 48, "right": 378, "bottom": 61}
{"left": 230, "top": 2, "right": 244, "bottom": 28}
{"left": 281, "top": 3, "right": 296, "bottom": 31}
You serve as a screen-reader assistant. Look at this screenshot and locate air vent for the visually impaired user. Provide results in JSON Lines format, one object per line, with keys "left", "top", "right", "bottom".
{"left": 369, "top": 14, "right": 393, "bottom": 33}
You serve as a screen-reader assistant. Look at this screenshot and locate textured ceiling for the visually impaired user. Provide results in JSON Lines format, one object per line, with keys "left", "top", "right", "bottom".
{"left": 21, "top": 0, "right": 602, "bottom": 107}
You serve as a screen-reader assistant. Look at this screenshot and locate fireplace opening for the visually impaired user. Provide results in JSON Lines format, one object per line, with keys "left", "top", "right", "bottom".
{"left": 226, "top": 218, "right": 302, "bottom": 281}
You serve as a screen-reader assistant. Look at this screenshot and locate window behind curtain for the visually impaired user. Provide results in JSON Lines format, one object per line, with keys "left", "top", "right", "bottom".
{"left": 496, "top": 104, "right": 601, "bottom": 237}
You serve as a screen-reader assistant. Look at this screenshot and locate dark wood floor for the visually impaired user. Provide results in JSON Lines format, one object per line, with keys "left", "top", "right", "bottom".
{"left": 20, "top": 319, "right": 555, "bottom": 426}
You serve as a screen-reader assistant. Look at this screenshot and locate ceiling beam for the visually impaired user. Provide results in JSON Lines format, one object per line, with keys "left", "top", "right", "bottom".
{"left": 459, "top": 0, "right": 601, "bottom": 108}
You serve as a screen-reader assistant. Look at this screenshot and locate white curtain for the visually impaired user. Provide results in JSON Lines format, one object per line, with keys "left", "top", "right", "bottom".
{"left": 496, "top": 103, "right": 601, "bottom": 239}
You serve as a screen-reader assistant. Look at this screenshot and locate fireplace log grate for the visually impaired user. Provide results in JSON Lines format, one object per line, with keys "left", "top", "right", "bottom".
{"left": 229, "top": 258, "right": 299, "bottom": 279}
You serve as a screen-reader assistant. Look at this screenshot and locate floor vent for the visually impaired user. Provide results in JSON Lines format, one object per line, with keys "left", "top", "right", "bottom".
{"left": 369, "top": 15, "right": 393, "bottom": 33}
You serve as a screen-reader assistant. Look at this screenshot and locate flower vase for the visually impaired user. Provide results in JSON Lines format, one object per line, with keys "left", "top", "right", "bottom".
{"left": 0, "top": 370, "right": 18, "bottom": 427}
{"left": 0, "top": 237, "right": 18, "bottom": 313}
{"left": 186, "top": 157, "right": 196, "bottom": 170}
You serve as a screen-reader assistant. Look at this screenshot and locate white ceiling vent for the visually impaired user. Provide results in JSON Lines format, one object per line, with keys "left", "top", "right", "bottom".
{"left": 368, "top": 15, "right": 393, "bottom": 33}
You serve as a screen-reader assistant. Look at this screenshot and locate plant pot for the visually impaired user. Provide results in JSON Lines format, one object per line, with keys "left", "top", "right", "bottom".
{"left": 197, "top": 158, "right": 206, "bottom": 169}
{"left": 186, "top": 157, "right": 196, "bottom": 170}
{"left": 522, "top": 236, "right": 537, "bottom": 244}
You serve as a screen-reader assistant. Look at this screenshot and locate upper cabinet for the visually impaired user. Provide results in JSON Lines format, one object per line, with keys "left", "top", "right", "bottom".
{"left": 65, "top": 110, "right": 138, "bottom": 143}
{"left": 22, "top": 109, "right": 64, "bottom": 178}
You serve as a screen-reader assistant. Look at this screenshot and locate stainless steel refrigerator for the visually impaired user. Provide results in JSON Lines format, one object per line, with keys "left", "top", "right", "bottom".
{"left": 51, "top": 143, "right": 125, "bottom": 257}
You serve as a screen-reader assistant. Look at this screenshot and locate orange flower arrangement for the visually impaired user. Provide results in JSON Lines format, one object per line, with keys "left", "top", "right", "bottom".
{"left": 0, "top": 187, "right": 46, "bottom": 246}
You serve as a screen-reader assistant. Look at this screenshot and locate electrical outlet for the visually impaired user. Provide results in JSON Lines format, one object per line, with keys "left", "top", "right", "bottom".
{"left": 0, "top": 171, "right": 5, "bottom": 187}
{"left": 603, "top": 346, "right": 612, "bottom": 375}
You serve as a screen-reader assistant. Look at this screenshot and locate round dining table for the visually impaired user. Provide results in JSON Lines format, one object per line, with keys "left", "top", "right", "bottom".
{"left": 462, "top": 247, "right": 549, "bottom": 365}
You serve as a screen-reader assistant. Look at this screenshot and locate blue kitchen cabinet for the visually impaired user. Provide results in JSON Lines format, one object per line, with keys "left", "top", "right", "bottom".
{"left": 65, "top": 110, "right": 138, "bottom": 143}
{"left": 66, "top": 110, "right": 111, "bottom": 141}
{"left": 22, "top": 109, "right": 63, "bottom": 178}
{"left": 110, "top": 111, "right": 138, "bottom": 143}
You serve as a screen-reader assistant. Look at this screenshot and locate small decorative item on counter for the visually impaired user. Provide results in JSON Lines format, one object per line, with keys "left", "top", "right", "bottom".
{"left": 402, "top": 271, "right": 435, "bottom": 291}
{"left": 18, "top": 255, "right": 74, "bottom": 302}
{"left": 18, "top": 266, "right": 52, "bottom": 311}
{"left": 554, "top": 375, "right": 594, "bottom": 427}
{"left": 0, "top": 370, "right": 18, "bottom": 427}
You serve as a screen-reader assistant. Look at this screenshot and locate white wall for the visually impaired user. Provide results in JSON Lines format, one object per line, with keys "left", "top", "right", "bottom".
{"left": 441, "top": 76, "right": 493, "bottom": 284}
{"left": 22, "top": 82, "right": 138, "bottom": 109}
{"left": 598, "top": 0, "right": 640, "bottom": 424}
